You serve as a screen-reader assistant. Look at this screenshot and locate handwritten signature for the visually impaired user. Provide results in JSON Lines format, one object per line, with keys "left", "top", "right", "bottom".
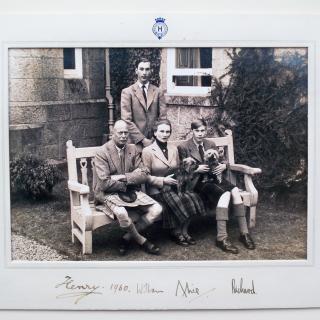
{"left": 55, "top": 276, "right": 103, "bottom": 304}
{"left": 136, "top": 282, "right": 164, "bottom": 294}
{"left": 231, "top": 278, "right": 257, "bottom": 295}
{"left": 175, "top": 280, "right": 215, "bottom": 302}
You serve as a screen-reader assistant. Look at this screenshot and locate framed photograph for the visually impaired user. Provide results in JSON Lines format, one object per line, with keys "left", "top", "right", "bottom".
{"left": 0, "top": 9, "right": 319, "bottom": 315}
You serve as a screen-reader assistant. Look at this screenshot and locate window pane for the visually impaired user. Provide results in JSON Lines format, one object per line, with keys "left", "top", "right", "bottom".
{"left": 173, "top": 75, "right": 212, "bottom": 87}
{"left": 175, "top": 48, "right": 212, "bottom": 69}
{"left": 200, "top": 48, "right": 212, "bottom": 68}
{"left": 63, "top": 48, "right": 75, "bottom": 69}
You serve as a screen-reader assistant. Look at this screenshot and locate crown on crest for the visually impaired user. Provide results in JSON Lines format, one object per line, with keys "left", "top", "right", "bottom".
{"left": 155, "top": 17, "right": 165, "bottom": 23}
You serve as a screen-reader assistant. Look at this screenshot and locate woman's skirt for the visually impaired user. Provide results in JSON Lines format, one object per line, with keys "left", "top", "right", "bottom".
{"left": 152, "top": 189, "right": 207, "bottom": 229}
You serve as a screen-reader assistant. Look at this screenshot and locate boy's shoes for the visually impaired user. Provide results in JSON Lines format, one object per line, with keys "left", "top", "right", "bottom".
{"left": 216, "top": 238, "right": 239, "bottom": 254}
{"left": 239, "top": 233, "right": 255, "bottom": 250}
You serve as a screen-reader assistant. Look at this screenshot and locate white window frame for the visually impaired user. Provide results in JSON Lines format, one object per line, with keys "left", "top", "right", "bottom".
{"left": 63, "top": 48, "right": 83, "bottom": 79}
{"left": 166, "top": 48, "right": 213, "bottom": 95}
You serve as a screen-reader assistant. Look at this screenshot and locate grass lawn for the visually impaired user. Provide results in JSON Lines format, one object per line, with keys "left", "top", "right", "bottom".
{"left": 10, "top": 179, "right": 307, "bottom": 262}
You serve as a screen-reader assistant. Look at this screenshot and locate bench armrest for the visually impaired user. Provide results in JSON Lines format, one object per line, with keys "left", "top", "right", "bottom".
{"left": 229, "top": 164, "right": 262, "bottom": 176}
{"left": 68, "top": 180, "right": 90, "bottom": 194}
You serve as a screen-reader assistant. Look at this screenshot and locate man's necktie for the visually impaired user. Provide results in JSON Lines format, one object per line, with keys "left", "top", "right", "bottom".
{"left": 198, "top": 144, "right": 205, "bottom": 162}
{"left": 119, "top": 149, "right": 125, "bottom": 173}
{"left": 142, "top": 84, "right": 147, "bottom": 106}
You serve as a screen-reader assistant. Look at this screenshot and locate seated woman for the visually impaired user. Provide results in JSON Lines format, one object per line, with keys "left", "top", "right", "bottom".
{"left": 142, "top": 119, "right": 207, "bottom": 246}
{"left": 177, "top": 118, "right": 255, "bottom": 254}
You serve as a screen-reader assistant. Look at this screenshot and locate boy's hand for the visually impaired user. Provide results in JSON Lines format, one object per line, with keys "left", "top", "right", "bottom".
{"left": 195, "top": 164, "right": 210, "bottom": 173}
{"left": 212, "top": 163, "right": 227, "bottom": 175}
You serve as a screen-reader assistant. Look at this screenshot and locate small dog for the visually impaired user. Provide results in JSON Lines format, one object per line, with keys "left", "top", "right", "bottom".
{"left": 203, "top": 148, "right": 222, "bottom": 183}
{"left": 165, "top": 157, "right": 198, "bottom": 194}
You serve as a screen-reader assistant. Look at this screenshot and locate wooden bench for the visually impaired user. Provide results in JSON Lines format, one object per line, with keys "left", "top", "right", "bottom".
{"left": 66, "top": 130, "right": 261, "bottom": 254}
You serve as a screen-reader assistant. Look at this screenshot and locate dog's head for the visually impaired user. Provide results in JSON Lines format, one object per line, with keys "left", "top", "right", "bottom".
{"left": 204, "top": 149, "right": 219, "bottom": 161}
{"left": 204, "top": 149, "right": 220, "bottom": 169}
{"left": 181, "top": 157, "right": 198, "bottom": 173}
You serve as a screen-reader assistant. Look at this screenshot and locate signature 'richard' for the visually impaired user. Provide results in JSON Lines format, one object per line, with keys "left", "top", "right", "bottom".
{"left": 231, "top": 277, "right": 257, "bottom": 295}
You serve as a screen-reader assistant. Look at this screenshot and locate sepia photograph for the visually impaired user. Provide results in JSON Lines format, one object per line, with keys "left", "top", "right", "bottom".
{"left": 1, "top": 0, "right": 320, "bottom": 316}
{"left": 8, "top": 46, "right": 308, "bottom": 262}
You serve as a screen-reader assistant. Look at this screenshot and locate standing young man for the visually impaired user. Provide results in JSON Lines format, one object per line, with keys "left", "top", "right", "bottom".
{"left": 121, "top": 57, "right": 167, "bottom": 150}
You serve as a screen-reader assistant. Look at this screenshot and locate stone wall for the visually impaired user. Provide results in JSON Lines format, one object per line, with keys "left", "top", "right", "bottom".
{"left": 9, "top": 48, "right": 108, "bottom": 160}
{"left": 166, "top": 95, "right": 218, "bottom": 141}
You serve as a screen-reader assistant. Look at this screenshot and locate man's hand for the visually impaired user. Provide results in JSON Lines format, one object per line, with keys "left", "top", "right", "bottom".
{"left": 142, "top": 138, "right": 153, "bottom": 147}
{"left": 164, "top": 174, "right": 177, "bottom": 185}
{"left": 110, "top": 174, "right": 127, "bottom": 182}
{"left": 195, "top": 164, "right": 210, "bottom": 174}
{"left": 212, "top": 163, "right": 227, "bottom": 175}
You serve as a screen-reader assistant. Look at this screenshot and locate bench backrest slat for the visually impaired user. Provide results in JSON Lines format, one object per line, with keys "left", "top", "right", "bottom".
{"left": 66, "top": 132, "right": 235, "bottom": 187}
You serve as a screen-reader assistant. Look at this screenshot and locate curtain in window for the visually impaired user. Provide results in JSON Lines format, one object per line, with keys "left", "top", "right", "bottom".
{"left": 175, "top": 48, "right": 200, "bottom": 86}
{"left": 176, "top": 48, "right": 200, "bottom": 68}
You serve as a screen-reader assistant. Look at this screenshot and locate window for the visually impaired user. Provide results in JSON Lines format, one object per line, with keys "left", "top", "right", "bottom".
{"left": 167, "top": 48, "right": 213, "bottom": 95}
{"left": 63, "top": 48, "right": 83, "bottom": 79}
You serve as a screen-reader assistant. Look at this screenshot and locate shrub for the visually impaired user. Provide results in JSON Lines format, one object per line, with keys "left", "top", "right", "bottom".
{"left": 10, "top": 154, "right": 62, "bottom": 199}
{"left": 208, "top": 48, "right": 308, "bottom": 192}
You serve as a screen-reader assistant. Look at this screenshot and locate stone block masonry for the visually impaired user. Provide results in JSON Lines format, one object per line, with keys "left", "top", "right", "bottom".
{"left": 9, "top": 48, "right": 108, "bottom": 160}
{"left": 166, "top": 95, "right": 218, "bottom": 141}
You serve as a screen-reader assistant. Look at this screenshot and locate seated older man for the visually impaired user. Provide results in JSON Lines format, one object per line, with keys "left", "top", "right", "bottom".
{"left": 94, "top": 120, "right": 162, "bottom": 255}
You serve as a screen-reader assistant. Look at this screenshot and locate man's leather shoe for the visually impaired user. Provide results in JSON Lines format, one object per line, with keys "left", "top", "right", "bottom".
{"left": 118, "top": 239, "right": 130, "bottom": 256}
{"left": 239, "top": 233, "right": 255, "bottom": 250}
{"left": 184, "top": 234, "right": 196, "bottom": 245}
{"left": 216, "top": 238, "right": 239, "bottom": 254}
{"left": 141, "top": 240, "right": 160, "bottom": 255}
{"left": 171, "top": 233, "right": 189, "bottom": 246}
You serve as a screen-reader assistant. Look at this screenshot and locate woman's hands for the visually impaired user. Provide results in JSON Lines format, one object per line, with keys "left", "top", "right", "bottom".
{"left": 163, "top": 174, "right": 177, "bottom": 185}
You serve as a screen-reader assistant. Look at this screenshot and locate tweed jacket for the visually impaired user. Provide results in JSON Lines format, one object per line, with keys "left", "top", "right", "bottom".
{"left": 142, "top": 141, "right": 179, "bottom": 195}
{"left": 177, "top": 138, "right": 218, "bottom": 164}
{"left": 121, "top": 81, "right": 167, "bottom": 144}
{"left": 93, "top": 139, "right": 149, "bottom": 204}
{"left": 177, "top": 138, "right": 220, "bottom": 188}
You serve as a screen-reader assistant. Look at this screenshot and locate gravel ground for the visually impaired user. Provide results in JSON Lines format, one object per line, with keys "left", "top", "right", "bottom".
{"left": 11, "top": 233, "right": 68, "bottom": 261}
{"left": 10, "top": 189, "right": 307, "bottom": 261}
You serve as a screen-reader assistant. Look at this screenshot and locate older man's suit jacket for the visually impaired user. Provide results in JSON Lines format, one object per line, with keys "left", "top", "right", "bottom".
{"left": 93, "top": 140, "right": 148, "bottom": 203}
{"left": 121, "top": 81, "right": 167, "bottom": 144}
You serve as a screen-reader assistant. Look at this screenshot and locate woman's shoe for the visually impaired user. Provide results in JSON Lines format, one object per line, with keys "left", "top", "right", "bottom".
{"left": 184, "top": 234, "right": 196, "bottom": 245}
{"left": 171, "top": 233, "right": 189, "bottom": 246}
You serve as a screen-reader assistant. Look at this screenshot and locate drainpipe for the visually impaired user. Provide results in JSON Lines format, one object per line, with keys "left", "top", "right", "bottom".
{"left": 103, "top": 48, "right": 115, "bottom": 142}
